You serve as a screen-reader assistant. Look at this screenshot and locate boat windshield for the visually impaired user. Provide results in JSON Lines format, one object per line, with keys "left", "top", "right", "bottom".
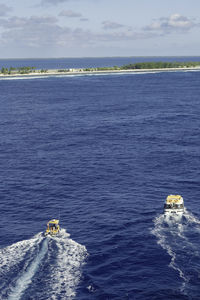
{"left": 49, "top": 224, "right": 58, "bottom": 229}
{"left": 164, "top": 204, "right": 173, "bottom": 209}
{"left": 164, "top": 203, "right": 184, "bottom": 209}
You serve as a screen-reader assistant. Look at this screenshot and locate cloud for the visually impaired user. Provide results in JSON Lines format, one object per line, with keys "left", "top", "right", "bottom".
{"left": 0, "top": 12, "right": 195, "bottom": 53}
{"left": 97, "top": 30, "right": 158, "bottom": 42}
{"left": 0, "top": 14, "right": 155, "bottom": 52}
{"left": 40, "top": 0, "right": 71, "bottom": 5}
{"left": 0, "top": 4, "right": 12, "bottom": 16}
{"left": 145, "top": 14, "right": 198, "bottom": 33}
{"left": 102, "top": 21, "right": 126, "bottom": 30}
{"left": 0, "top": 13, "right": 162, "bottom": 51}
{"left": 80, "top": 18, "right": 89, "bottom": 22}
{"left": 0, "top": 16, "right": 58, "bottom": 29}
{"left": 0, "top": 15, "right": 93, "bottom": 48}
{"left": 59, "top": 10, "right": 82, "bottom": 18}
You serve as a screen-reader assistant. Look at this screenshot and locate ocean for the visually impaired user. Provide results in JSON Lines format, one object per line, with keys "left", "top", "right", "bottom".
{"left": 0, "top": 57, "right": 200, "bottom": 300}
{"left": 0, "top": 56, "right": 200, "bottom": 70}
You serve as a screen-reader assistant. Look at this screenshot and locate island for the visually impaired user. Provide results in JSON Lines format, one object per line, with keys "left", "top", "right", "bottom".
{"left": 1, "top": 61, "right": 200, "bottom": 77}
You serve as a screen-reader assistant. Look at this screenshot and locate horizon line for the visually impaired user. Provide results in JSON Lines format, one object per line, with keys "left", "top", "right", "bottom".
{"left": 0, "top": 55, "right": 200, "bottom": 60}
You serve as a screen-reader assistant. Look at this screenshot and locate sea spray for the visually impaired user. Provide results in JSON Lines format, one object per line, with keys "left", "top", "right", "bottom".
{"left": 152, "top": 209, "right": 200, "bottom": 295}
{"left": 0, "top": 233, "right": 43, "bottom": 297}
{"left": 45, "top": 229, "right": 88, "bottom": 300}
{"left": 0, "top": 230, "right": 88, "bottom": 300}
{"left": 8, "top": 239, "right": 48, "bottom": 300}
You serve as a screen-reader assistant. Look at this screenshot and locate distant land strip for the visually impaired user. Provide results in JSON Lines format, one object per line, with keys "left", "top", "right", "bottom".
{"left": 1, "top": 62, "right": 200, "bottom": 77}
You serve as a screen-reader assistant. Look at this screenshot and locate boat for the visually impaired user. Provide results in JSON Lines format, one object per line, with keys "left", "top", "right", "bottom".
{"left": 45, "top": 219, "right": 60, "bottom": 236}
{"left": 164, "top": 195, "right": 184, "bottom": 216}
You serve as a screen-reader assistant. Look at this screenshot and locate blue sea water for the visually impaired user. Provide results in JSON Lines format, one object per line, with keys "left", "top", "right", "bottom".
{"left": 0, "top": 60, "right": 200, "bottom": 300}
{"left": 0, "top": 56, "right": 200, "bottom": 70}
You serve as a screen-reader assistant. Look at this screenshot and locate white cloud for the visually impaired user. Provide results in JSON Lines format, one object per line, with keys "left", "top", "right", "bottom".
{"left": 168, "top": 14, "right": 193, "bottom": 28}
{"left": 0, "top": 12, "right": 197, "bottom": 53}
{"left": 80, "top": 18, "right": 88, "bottom": 22}
{"left": 145, "top": 14, "right": 198, "bottom": 33}
{"left": 59, "top": 10, "right": 82, "bottom": 18}
{"left": 0, "top": 15, "right": 92, "bottom": 48}
{"left": 40, "top": 0, "right": 71, "bottom": 5}
{"left": 0, "top": 14, "right": 158, "bottom": 51}
{"left": 0, "top": 16, "right": 58, "bottom": 29}
{"left": 0, "top": 4, "right": 12, "bottom": 16}
{"left": 102, "top": 21, "right": 126, "bottom": 30}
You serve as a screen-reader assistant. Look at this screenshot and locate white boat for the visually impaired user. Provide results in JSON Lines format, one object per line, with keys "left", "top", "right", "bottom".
{"left": 164, "top": 195, "right": 184, "bottom": 216}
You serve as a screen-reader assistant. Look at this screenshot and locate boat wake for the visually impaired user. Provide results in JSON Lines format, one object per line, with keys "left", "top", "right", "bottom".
{"left": 0, "top": 229, "right": 88, "bottom": 300}
{"left": 152, "top": 208, "right": 200, "bottom": 296}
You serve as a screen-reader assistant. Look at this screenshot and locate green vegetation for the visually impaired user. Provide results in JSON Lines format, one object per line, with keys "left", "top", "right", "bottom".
{"left": 18, "top": 66, "right": 36, "bottom": 74}
{"left": 1, "top": 61, "right": 200, "bottom": 76}
{"left": 82, "top": 61, "right": 200, "bottom": 72}
{"left": 83, "top": 66, "right": 120, "bottom": 72}
{"left": 121, "top": 61, "right": 200, "bottom": 70}
{"left": 1, "top": 66, "right": 36, "bottom": 75}
{"left": 57, "top": 69, "right": 69, "bottom": 72}
{"left": 96, "top": 66, "right": 120, "bottom": 71}
{"left": 1, "top": 67, "right": 9, "bottom": 74}
{"left": 40, "top": 69, "right": 48, "bottom": 73}
{"left": 0, "top": 66, "right": 51, "bottom": 75}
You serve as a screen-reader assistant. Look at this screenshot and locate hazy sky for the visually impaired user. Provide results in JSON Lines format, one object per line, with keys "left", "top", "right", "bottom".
{"left": 0, "top": 0, "right": 199, "bottom": 58}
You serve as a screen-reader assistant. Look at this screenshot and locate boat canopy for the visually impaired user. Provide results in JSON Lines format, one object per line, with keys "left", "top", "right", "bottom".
{"left": 166, "top": 195, "right": 183, "bottom": 204}
{"left": 45, "top": 219, "right": 60, "bottom": 236}
{"left": 47, "top": 219, "right": 59, "bottom": 225}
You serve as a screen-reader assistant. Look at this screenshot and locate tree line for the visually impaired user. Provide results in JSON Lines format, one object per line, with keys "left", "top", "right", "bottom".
{"left": 83, "top": 61, "right": 200, "bottom": 72}
{"left": 1, "top": 61, "right": 200, "bottom": 75}
{"left": 0, "top": 66, "right": 49, "bottom": 75}
{"left": 121, "top": 61, "right": 200, "bottom": 70}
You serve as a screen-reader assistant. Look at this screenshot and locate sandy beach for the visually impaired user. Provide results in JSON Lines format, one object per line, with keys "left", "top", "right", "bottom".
{"left": 1, "top": 66, "right": 200, "bottom": 78}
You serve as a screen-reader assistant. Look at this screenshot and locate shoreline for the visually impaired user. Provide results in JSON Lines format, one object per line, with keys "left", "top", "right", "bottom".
{"left": 1, "top": 66, "right": 200, "bottom": 78}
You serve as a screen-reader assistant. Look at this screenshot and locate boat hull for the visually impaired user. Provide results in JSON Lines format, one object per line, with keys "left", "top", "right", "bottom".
{"left": 44, "top": 230, "right": 60, "bottom": 237}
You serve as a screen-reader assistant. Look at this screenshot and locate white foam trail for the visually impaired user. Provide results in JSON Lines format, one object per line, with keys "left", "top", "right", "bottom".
{"left": 8, "top": 239, "right": 48, "bottom": 300}
{"left": 184, "top": 209, "right": 200, "bottom": 225}
{"left": 47, "top": 229, "right": 88, "bottom": 300}
{"left": 152, "top": 208, "right": 200, "bottom": 295}
{"left": 0, "top": 230, "right": 88, "bottom": 300}
{"left": 0, "top": 233, "right": 43, "bottom": 297}
{"left": 152, "top": 214, "right": 188, "bottom": 283}
{"left": 0, "top": 233, "right": 42, "bottom": 275}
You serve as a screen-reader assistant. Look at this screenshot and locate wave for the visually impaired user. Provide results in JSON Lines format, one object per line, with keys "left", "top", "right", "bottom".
{"left": 8, "top": 238, "right": 48, "bottom": 300}
{"left": 45, "top": 230, "right": 88, "bottom": 299}
{"left": 0, "top": 229, "right": 88, "bottom": 300}
{"left": 152, "top": 208, "right": 200, "bottom": 296}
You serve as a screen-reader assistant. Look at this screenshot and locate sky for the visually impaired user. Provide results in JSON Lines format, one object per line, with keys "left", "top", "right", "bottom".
{"left": 0, "top": 0, "right": 199, "bottom": 58}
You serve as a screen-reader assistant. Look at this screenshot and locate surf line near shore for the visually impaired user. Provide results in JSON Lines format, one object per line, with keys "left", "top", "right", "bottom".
{"left": 1, "top": 66, "right": 200, "bottom": 78}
